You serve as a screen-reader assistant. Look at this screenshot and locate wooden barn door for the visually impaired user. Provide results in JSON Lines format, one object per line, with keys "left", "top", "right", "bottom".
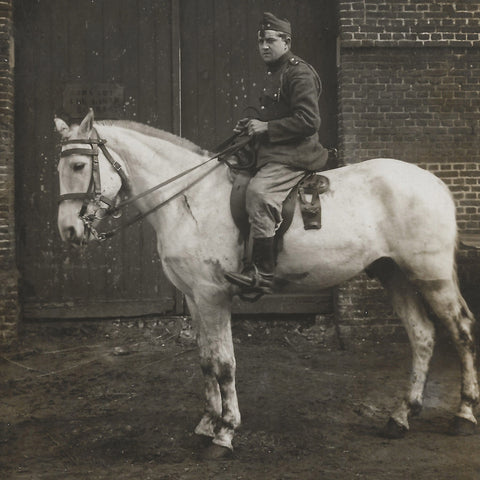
{"left": 180, "top": 0, "right": 337, "bottom": 314}
{"left": 15, "top": 0, "right": 181, "bottom": 318}
{"left": 15, "top": 0, "right": 337, "bottom": 319}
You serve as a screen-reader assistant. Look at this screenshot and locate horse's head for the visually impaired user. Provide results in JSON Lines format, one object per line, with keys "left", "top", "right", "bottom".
{"left": 55, "top": 109, "right": 124, "bottom": 246}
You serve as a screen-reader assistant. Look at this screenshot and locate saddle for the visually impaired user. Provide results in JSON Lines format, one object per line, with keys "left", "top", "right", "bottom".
{"left": 230, "top": 169, "right": 330, "bottom": 243}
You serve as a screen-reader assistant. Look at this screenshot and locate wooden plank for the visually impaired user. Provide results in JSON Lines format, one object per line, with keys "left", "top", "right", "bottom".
{"left": 103, "top": 0, "right": 123, "bottom": 87}
{"left": 231, "top": 1, "right": 252, "bottom": 125}
{"left": 232, "top": 292, "right": 333, "bottom": 315}
{"left": 212, "top": 0, "right": 234, "bottom": 145}
{"left": 50, "top": 0, "right": 71, "bottom": 303}
{"left": 29, "top": 0, "right": 56, "bottom": 302}
{"left": 116, "top": 0, "right": 145, "bottom": 299}
{"left": 179, "top": 0, "right": 198, "bottom": 143}
{"left": 170, "top": 0, "right": 180, "bottom": 135}
{"left": 100, "top": 1, "right": 125, "bottom": 299}
{"left": 196, "top": 0, "right": 216, "bottom": 149}
{"left": 137, "top": 1, "right": 157, "bottom": 122}
{"left": 82, "top": 1, "right": 111, "bottom": 300}
{"left": 135, "top": 2, "right": 170, "bottom": 307}
{"left": 23, "top": 298, "right": 176, "bottom": 320}
{"left": 169, "top": 0, "right": 185, "bottom": 315}
{"left": 13, "top": 0, "right": 37, "bottom": 298}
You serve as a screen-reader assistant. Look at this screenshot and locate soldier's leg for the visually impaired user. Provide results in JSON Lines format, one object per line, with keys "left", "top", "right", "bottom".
{"left": 246, "top": 163, "right": 306, "bottom": 238}
{"left": 225, "top": 163, "right": 304, "bottom": 292}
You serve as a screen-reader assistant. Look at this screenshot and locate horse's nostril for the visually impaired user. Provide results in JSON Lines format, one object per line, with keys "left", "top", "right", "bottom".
{"left": 66, "top": 226, "right": 77, "bottom": 241}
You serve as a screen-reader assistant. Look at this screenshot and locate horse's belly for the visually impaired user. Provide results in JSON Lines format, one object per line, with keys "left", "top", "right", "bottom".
{"left": 276, "top": 236, "right": 374, "bottom": 290}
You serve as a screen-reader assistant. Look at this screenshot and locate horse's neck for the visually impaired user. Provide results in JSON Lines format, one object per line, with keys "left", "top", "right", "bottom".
{"left": 97, "top": 124, "right": 233, "bottom": 240}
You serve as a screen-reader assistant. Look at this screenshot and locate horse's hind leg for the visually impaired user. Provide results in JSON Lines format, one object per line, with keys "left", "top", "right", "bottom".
{"left": 374, "top": 261, "right": 436, "bottom": 437}
{"left": 417, "top": 278, "right": 479, "bottom": 433}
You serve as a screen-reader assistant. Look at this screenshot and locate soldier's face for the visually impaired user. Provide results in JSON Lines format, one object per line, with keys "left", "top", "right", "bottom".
{"left": 257, "top": 31, "right": 289, "bottom": 64}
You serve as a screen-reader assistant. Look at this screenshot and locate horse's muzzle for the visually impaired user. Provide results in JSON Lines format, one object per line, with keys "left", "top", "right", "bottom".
{"left": 58, "top": 214, "right": 89, "bottom": 246}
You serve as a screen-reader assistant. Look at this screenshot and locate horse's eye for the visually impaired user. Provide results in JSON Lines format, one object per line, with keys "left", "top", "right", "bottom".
{"left": 73, "top": 163, "right": 86, "bottom": 172}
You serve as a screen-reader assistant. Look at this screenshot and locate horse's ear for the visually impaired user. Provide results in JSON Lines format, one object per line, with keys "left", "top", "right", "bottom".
{"left": 78, "top": 108, "right": 95, "bottom": 136}
{"left": 54, "top": 116, "right": 70, "bottom": 138}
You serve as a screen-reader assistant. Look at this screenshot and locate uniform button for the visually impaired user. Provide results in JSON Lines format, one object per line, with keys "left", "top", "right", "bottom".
{"left": 267, "top": 71, "right": 272, "bottom": 76}
{"left": 263, "top": 87, "right": 267, "bottom": 92}
{"left": 260, "top": 106, "right": 265, "bottom": 110}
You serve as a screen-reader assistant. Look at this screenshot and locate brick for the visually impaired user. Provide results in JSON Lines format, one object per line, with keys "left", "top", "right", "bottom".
{"left": 0, "top": 1, "right": 18, "bottom": 345}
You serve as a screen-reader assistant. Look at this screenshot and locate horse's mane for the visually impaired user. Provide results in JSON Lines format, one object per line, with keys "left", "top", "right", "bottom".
{"left": 97, "top": 120, "right": 208, "bottom": 156}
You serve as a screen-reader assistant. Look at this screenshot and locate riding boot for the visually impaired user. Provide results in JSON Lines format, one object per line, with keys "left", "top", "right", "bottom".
{"left": 225, "top": 237, "right": 275, "bottom": 294}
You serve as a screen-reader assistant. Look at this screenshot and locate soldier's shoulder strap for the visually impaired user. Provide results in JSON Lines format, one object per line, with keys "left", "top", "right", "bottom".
{"left": 281, "top": 55, "right": 322, "bottom": 97}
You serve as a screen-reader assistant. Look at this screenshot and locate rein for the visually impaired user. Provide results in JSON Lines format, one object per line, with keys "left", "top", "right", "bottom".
{"left": 59, "top": 129, "right": 252, "bottom": 242}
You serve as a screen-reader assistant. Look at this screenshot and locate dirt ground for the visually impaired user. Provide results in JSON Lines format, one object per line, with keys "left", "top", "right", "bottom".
{"left": 1, "top": 315, "right": 480, "bottom": 480}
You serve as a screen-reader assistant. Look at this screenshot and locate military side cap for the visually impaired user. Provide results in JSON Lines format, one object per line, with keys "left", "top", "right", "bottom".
{"left": 259, "top": 12, "right": 292, "bottom": 36}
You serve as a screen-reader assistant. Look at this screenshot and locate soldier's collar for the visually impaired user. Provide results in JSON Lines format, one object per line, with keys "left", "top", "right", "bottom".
{"left": 266, "top": 51, "right": 291, "bottom": 73}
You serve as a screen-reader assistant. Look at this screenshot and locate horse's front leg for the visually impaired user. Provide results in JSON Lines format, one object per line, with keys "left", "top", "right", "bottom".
{"left": 186, "top": 297, "right": 222, "bottom": 439}
{"left": 188, "top": 295, "right": 241, "bottom": 452}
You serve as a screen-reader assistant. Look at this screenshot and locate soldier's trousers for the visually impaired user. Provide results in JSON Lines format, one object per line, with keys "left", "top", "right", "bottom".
{"left": 246, "top": 162, "right": 306, "bottom": 239}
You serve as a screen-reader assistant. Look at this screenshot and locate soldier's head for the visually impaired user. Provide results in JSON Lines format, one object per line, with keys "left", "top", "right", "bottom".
{"left": 257, "top": 12, "right": 291, "bottom": 64}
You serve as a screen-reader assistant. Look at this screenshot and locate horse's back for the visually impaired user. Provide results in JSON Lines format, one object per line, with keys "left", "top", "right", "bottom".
{"left": 323, "top": 158, "right": 455, "bottom": 237}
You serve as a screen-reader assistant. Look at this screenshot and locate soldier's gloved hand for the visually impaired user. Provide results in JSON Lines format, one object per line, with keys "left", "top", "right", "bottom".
{"left": 246, "top": 119, "right": 268, "bottom": 136}
{"left": 233, "top": 118, "right": 250, "bottom": 134}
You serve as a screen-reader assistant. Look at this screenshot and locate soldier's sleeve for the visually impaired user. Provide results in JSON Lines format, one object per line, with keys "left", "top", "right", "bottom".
{"left": 267, "top": 62, "right": 322, "bottom": 143}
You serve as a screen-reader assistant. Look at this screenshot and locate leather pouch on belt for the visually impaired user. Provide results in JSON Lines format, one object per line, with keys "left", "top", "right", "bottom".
{"left": 298, "top": 174, "right": 330, "bottom": 230}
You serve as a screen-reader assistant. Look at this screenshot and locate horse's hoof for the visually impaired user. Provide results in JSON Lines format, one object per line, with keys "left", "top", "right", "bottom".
{"left": 195, "top": 433, "right": 215, "bottom": 448}
{"left": 201, "top": 444, "right": 233, "bottom": 460}
{"left": 381, "top": 417, "right": 407, "bottom": 439}
{"left": 449, "top": 416, "right": 477, "bottom": 436}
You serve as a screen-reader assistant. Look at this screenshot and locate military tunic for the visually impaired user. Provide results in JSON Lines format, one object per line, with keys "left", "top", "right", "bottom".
{"left": 256, "top": 52, "right": 328, "bottom": 170}
{"left": 246, "top": 51, "right": 328, "bottom": 238}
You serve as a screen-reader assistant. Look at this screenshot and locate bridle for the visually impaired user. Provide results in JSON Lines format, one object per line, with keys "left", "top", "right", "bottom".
{"left": 58, "top": 129, "right": 130, "bottom": 240}
{"left": 58, "top": 128, "right": 252, "bottom": 242}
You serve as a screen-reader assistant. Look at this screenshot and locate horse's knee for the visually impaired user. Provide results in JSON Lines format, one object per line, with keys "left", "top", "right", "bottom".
{"left": 201, "top": 357, "right": 235, "bottom": 381}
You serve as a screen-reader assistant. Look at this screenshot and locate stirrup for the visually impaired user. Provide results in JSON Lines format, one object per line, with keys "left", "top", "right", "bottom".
{"left": 225, "top": 264, "right": 274, "bottom": 294}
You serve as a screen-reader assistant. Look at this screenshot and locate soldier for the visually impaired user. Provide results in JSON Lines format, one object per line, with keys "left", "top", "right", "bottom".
{"left": 225, "top": 12, "right": 329, "bottom": 294}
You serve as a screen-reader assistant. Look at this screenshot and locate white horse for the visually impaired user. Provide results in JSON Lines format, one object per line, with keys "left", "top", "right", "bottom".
{"left": 55, "top": 109, "right": 478, "bottom": 458}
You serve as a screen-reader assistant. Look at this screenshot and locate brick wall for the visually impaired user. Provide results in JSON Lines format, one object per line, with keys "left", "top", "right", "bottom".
{"left": 336, "top": 1, "right": 480, "bottom": 340}
{"left": 0, "top": 0, "right": 19, "bottom": 344}
{"left": 421, "top": 162, "right": 480, "bottom": 233}
{"left": 339, "top": 48, "right": 480, "bottom": 165}
{"left": 340, "top": 1, "right": 480, "bottom": 47}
